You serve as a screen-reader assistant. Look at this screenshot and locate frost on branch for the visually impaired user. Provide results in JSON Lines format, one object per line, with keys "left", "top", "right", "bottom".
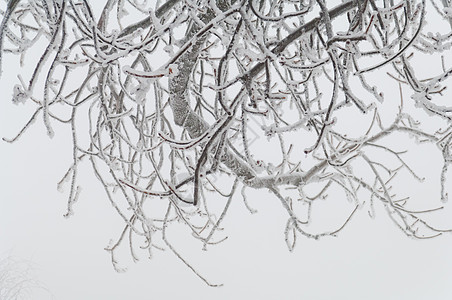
{"left": 12, "top": 84, "right": 28, "bottom": 105}
{"left": 1, "top": 0, "right": 452, "bottom": 285}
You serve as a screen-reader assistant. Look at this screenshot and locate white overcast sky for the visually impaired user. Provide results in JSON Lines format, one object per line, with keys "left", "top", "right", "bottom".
{"left": 1, "top": 1, "right": 452, "bottom": 299}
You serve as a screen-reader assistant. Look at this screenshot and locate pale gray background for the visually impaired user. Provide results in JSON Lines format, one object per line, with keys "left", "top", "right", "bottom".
{"left": 1, "top": 1, "right": 452, "bottom": 299}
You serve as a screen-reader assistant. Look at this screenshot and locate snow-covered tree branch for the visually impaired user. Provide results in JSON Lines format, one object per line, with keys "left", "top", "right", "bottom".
{"left": 2, "top": 0, "right": 452, "bottom": 285}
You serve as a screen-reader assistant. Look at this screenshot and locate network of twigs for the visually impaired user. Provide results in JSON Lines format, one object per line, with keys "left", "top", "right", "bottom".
{"left": 2, "top": 0, "right": 452, "bottom": 285}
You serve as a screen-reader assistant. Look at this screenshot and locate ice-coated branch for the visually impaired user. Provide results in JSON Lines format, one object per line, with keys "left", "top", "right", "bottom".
{"left": 2, "top": 0, "right": 452, "bottom": 286}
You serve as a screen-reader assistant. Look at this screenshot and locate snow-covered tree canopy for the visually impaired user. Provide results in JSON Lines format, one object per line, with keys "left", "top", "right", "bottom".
{"left": 2, "top": 0, "right": 452, "bottom": 285}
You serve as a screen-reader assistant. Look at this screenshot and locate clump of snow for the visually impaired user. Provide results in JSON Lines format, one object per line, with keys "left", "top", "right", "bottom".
{"left": 163, "top": 45, "right": 174, "bottom": 55}
{"left": 12, "top": 85, "right": 29, "bottom": 105}
{"left": 168, "top": 63, "right": 179, "bottom": 78}
{"left": 130, "top": 78, "right": 151, "bottom": 105}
